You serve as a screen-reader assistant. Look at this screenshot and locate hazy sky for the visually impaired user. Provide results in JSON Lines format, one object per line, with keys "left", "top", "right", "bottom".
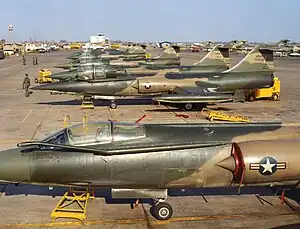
{"left": 1, "top": 0, "right": 299, "bottom": 42}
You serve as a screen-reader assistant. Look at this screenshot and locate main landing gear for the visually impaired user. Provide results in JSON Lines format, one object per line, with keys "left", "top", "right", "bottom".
{"left": 133, "top": 197, "right": 173, "bottom": 220}
{"left": 110, "top": 99, "right": 117, "bottom": 109}
{"left": 183, "top": 103, "right": 207, "bottom": 111}
{"left": 150, "top": 200, "right": 173, "bottom": 220}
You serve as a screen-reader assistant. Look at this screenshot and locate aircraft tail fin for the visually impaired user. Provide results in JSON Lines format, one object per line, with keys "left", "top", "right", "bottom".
{"left": 193, "top": 44, "right": 230, "bottom": 68}
{"left": 158, "top": 45, "right": 180, "bottom": 59}
{"left": 223, "top": 46, "right": 274, "bottom": 73}
{"left": 233, "top": 89, "right": 245, "bottom": 102}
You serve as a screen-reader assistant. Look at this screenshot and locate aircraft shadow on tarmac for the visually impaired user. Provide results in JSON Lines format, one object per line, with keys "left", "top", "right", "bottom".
{"left": 2, "top": 183, "right": 300, "bottom": 207}
{"left": 145, "top": 106, "right": 232, "bottom": 112}
{"left": 270, "top": 224, "right": 300, "bottom": 229}
{"left": 36, "top": 98, "right": 154, "bottom": 107}
{"left": 36, "top": 98, "right": 233, "bottom": 112}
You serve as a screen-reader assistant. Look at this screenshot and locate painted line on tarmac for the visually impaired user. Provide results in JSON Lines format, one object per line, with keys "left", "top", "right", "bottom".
{"left": 21, "top": 110, "right": 33, "bottom": 123}
{"left": 0, "top": 211, "right": 297, "bottom": 228}
{"left": 0, "top": 140, "right": 30, "bottom": 143}
{"left": 0, "top": 215, "right": 246, "bottom": 228}
{"left": 0, "top": 63, "right": 21, "bottom": 72}
{"left": 30, "top": 106, "right": 53, "bottom": 140}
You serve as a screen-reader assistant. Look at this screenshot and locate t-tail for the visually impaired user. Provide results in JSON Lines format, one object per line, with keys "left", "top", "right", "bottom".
{"left": 156, "top": 45, "right": 180, "bottom": 59}
{"left": 192, "top": 44, "right": 230, "bottom": 68}
{"left": 140, "top": 45, "right": 181, "bottom": 67}
{"left": 222, "top": 46, "right": 274, "bottom": 73}
{"left": 127, "top": 45, "right": 147, "bottom": 55}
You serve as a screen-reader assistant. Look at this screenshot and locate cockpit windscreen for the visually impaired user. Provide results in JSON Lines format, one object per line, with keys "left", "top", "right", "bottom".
{"left": 41, "top": 121, "right": 146, "bottom": 146}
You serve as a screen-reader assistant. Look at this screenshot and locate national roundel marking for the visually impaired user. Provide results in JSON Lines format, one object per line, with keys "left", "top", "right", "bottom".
{"left": 249, "top": 156, "right": 286, "bottom": 176}
{"left": 144, "top": 82, "right": 151, "bottom": 89}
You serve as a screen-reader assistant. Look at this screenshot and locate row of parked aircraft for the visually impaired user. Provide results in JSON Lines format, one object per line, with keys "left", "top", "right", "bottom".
{"left": 189, "top": 39, "right": 300, "bottom": 56}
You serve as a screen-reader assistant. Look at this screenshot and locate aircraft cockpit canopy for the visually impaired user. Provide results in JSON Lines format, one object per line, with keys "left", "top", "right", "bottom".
{"left": 77, "top": 64, "right": 106, "bottom": 80}
{"left": 41, "top": 121, "right": 146, "bottom": 146}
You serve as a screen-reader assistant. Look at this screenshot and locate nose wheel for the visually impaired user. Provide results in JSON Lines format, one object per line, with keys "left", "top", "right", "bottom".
{"left": 150, "top": 202, "right": 173, "bottom": 220}
{"left": 110, "top": 100, "right": 117, "bottom": 109}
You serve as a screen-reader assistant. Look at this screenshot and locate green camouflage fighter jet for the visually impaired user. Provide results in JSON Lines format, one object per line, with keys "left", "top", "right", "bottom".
{"left": 49, "top": 44, "right": 231, "bottom": 82}
{"left": 55, "top": 45, "right": 178, "bottom": 71}
{"left": 1, "top": 121, "right": 300, "bottom": 220}
{"left": 31, "top": 46, "right": 274, "bottom": 110}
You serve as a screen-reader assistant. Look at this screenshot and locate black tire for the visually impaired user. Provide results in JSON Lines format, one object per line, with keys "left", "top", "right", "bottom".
{"left": 272, "top": 93, "right": 280, "bottom": 101}
{"left": 110, "top": 102, "right": 117, "bottom": 109}
{"left": 150, "top": 202, "right": 173, "bottom": 220}
{"left": 184, "top": 103, "right": 193, "bottom": 110}
{"left": 249, "top": 95, "right": 255, "bottom": 102}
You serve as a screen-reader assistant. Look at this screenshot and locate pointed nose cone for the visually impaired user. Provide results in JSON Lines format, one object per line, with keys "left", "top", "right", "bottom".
{"left": 49, "top": 71, "right": 77, "bottom": 80}
{"left": 0, "top": 147, "right": 30, "bottom": 183}
{"left": 216, "top": 156, "right": 235, "bottom": 172}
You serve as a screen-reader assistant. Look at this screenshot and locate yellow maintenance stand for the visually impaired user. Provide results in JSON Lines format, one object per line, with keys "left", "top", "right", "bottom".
{"left": 51, "top": 187, "right": 95, "bottom": 223}
{"left": 35, "top": 69, "right": 53, "bottom": 84}
{"left": 245, "top": 76, "right": 280, "bottom": 102}
{"left": 81, "top": 96, "right": 94, "bottom": 109}
{"left": 110, "top": 43, "right": 120, "bottom": 49}
{"left": 202, "top": 109, "right": 251, "bottom": 122}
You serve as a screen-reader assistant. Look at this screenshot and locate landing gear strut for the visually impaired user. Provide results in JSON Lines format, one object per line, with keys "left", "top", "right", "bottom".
{"left": 149, "top": 199, "right": 173, "bottom": 220}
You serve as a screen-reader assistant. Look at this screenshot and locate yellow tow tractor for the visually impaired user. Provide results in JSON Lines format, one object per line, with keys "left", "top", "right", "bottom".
{"left": 110, "top": 43, "right": 120, "bottom": 49}
{"left": 202, "top": 108, "right": 251, "bottom": 122}
{"left": 245, "top": 76, "right": 280, "bottom": 102}
{"left": 35, "top": 69, "right": 53, "bottom": 84}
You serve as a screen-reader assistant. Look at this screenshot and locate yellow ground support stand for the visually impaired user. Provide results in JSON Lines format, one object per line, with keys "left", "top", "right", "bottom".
{"left": 51, "top": 188, "right": 95, "bottom": 223}
{"left": 110, "top": 43, "right": 120, "bottom": 49}
{"left": 245, "top": 77, "right": 280, "bottom": 102}
{"left": 81, "top": 96, "right": 94, "bottom": 109}
{"left": 35, "top": 69, "right": 53, "bottom": 84}
{"left": 202, "top": 109, "right": 251, "bottom": 122}
{"left": 63, "top": 115, "right": 71, "bottom": 128}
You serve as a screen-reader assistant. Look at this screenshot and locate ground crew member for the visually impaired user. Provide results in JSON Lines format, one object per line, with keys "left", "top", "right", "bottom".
{"left": 22, "top": 74, "right": 32, "bottom": 97}
{"left": 22, "top": 55, "right": 26, "bottom": 65}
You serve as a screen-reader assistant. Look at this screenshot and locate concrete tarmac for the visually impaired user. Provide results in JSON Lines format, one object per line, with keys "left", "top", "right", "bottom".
{"left": 0, "top": 49, "right": 300, "bottom": 228}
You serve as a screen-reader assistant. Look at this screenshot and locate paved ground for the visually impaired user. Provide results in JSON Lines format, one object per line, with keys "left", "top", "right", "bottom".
{"left": 0, "top": 49, "right": 300, "bottom": 228}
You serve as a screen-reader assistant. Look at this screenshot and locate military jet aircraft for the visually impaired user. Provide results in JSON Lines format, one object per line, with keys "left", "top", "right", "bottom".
{"left": 67, "top": 48, "right": 106, "bottom": 60}
{"left": 50, "top": 62, "right": 158, "bottom": 82}
{"left": 1, "top": 120, "right": 300, "bottom": 220}
{"left": 31, "top": 46, "right": 274, "bottom": 110}
{"left": 261, "top": 39, "right": 300, "bottom": 57}
{"left": 49, "top": 44, "right": 231, "bottom": 82}
{"left": 54, "top": 45, "right": 169, "bottom": 71}
{"left": 66, "top": 44, "right": 147, "bottom": 61}
{"left": 227, "top": 40, "right": 249, "bottom": 53}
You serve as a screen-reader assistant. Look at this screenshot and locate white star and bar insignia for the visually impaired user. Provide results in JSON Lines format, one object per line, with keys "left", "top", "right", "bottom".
{"left": 144, "top": 82, "right": 151, "bottom": 89}
{"left": 249, "top": 157, "right": 286, "bottom": 175}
